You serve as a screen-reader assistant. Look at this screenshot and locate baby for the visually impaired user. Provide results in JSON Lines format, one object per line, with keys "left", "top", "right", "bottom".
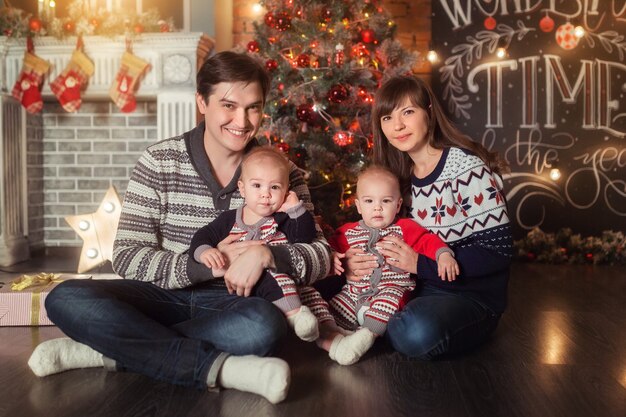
{"left": 189, "top": 146, "right": 320, "bottom": 341}
{"left": 318, "top": 165, "right": 459, "bottom": 365}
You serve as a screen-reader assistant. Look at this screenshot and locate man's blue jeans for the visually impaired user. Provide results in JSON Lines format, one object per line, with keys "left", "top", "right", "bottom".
{"left": 45, "top": 279, "right": 288, "bottom": 390}
{"left": 386, "top": 285, "right": 500, "bottom": 360}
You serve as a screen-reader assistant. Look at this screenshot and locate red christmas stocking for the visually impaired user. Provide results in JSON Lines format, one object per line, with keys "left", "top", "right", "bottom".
{"left": 11, "top": 52, "right": 50, "bottom": 114}
{"left": 50, "top": 50, "right": 94, "bottom": 112}
{"left": 109, "top": 51, "right": 150, "bottom": 113}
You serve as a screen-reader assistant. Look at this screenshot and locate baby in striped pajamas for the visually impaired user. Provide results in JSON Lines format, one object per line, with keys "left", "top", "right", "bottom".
{"left": 317, "top": 165, "right": 459, "bottom": 365}
{"left": 189, "top": 146, "right": 321, "bottom": 342}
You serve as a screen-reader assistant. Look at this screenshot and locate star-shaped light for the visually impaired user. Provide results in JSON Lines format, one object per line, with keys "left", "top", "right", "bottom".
{"left": 65, "top": 187, "right": 122, "bottom": 273}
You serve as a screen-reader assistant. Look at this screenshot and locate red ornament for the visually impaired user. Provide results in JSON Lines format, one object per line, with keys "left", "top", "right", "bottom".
{"left": 360, "top": 28, "right": 375, "bottom": 44}
{"left": 277, "top": 142, "right": 290, "bottom": 153}
{"left": 328, "top": 84, "right": 349, "bottom": 103}
{"left": 296, "top": 103, "right": 314, "bottom": 123}
{"left": 63, "top": 21, "right": 75, "bottom": 34}
{"left": 351, "top": 43, "right": 369, "bottom": 59}
{"left": 264, "top": 12, "right": 275, "bottom": 27}
{"left": 29, "top": 17, "right": 42, "bottom": 33}
{"left": 134, "top": 23, "right": 144, "bottom": 34}
{"left": 296, "top": 53, "right": 310, "bottom": 68}
{"left": 247, "top": 40, "right": 260, "bottom": 53}
{"left": 484, "top": 16, "right": 497, "bottom": 30}
{"left": 357, "top": 86, "right": 373, "bottom": 103}
{"left": 333, "top": 131, "right": 354, "bottom": 147}
{"left": 266, "top": 59, "right": 278, "bottom": 72}
{"left": 555, "top": 23, "right": 579, "bottom": 50}
{"left": 540, "top": 15, "right": 555, "bottom": 32}
{"left": 585, "top": 253, "right": 594, "bottom": 261}
{"left": 90, "top": 18, "right": 100, "bottom": 28}
{"left": 526, "top": 252, "right": 536, "bottom": 261}
{"left": 274, "top": 12, "right": 292, "bottom": 32}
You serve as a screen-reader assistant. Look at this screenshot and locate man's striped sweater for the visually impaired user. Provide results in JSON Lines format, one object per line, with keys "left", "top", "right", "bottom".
{"left": 112, "top": 122, "right": 331, "bottom": 289}
{"left": 408, "top": 147, "right": 513, "bottom": 313}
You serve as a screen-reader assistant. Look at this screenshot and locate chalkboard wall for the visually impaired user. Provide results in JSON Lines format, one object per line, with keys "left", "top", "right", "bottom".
{"left": 431, "top": 1, "right": 625, "bottom": 238}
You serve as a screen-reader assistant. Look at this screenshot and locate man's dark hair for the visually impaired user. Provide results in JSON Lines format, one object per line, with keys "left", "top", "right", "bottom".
{"left": 196, "top": 51, "right": 270, "bottom": 104}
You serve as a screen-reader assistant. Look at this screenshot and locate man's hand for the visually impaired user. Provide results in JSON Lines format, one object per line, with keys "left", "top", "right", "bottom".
{"left": 217, "top": 233, "right": 265, "bottom": 265}
{"left": 224, "top": 244, "right": 274, "bottom": 297}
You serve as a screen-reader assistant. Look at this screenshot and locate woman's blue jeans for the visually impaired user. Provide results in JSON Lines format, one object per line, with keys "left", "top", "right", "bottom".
{"left": 386, "top": 285, "right": 500, "bottom": 360}
{"left": 45, "top": 279, "right": 288, "bottom": 390}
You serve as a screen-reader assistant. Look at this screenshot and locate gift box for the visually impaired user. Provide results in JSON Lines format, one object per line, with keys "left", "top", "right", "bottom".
{"left": 0, "top": 273, "right": 92, "bottom": 326}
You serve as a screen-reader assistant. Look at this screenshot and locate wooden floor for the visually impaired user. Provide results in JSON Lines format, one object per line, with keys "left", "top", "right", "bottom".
{"left": 1, "top": 257, "right": 625, "bottom": 417}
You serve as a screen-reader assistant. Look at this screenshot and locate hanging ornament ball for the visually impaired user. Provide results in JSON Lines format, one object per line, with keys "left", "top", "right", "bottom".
{"left": 328, "top": 84, "right": 349, "bottom": 103}
{"left": 265, "top": 59, "right": 278, "bottom": 72}
{"left": 134, "top": 23, "right": 145, "bottom": 34}
{"left": 484, "top": 16, "right": 497, "bottom": 30}
{"left": 320, "top": 7, "right": 332, "bottom": 23}
{"left": 63, "top": 21, "right": 76, "bottom": 33}
{"left": 29, "top": 17, "right": 42, "bottom": 33}
{"left": 90, "top": 17, "right": 100, "bottom": 28}
{"left": 555, "top": 23, "right": 579, "bottom": 50}
{"left": 333, "top": 131, "right": 354, "bottom": 147}
{"left": 360, "top": 28, "right": 375, "bottom": 44}
{"left": 247, "top": 40, "right": 260, "bottom": 53}
{"left": 277, "top": 142, "right": 290, "bottom": 153}
{"left": 274, "top": 12, "right": 292, "bottom": 32}
{"left": 296, "top": 103, "right": 315, "bottom": 123}
{"left": 264, "top": 12, "right": 275, "bottom": 27}
{"left": 296, "top": 53, "right": 310, "bottom": 68}
{"left": 539, "top": 15, "right": 555, "bottom": 32}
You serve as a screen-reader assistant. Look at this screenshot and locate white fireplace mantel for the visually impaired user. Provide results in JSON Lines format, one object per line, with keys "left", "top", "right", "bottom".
{"left": 0, "top": 32, "right": 213, "bottom": 266}
{"left": 1, "top": 33, "right": 213, "bottom": 98}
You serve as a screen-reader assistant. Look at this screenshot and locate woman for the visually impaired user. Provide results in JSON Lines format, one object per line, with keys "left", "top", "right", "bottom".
{"left": 347, "top": 75, "right": 512, "bottom": 359}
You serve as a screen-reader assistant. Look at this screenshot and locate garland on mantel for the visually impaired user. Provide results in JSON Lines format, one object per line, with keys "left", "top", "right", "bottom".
{"left": 514, "top": 228, "right": 626, "bottom": 265}
{"left": 0, "top": 0, "right": 175, "bottom": 40}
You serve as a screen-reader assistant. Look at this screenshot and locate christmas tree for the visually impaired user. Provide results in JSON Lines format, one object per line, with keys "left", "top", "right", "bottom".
{"left": 250, "top": 0, "right": 416, "bottom": 227}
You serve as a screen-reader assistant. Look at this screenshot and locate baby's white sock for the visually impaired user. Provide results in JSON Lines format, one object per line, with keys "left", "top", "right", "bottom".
{"left": 28, "top": 337, "right": 104, "bottom": 377}
{"left": 217, "top": 355, "right": 290, "bottom": 404}
{"left": 286, "top": 305, "right": 319, "bottom": 342}
{"left": 328, "top": 328, "right": 376, "bottom": 365}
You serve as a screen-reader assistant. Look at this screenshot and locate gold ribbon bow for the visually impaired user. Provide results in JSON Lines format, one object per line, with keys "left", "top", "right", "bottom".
{"left": 10, "top": 273, "right": 63, "bottom": 326}
{"left": 11, "top": 273, "right": 63, "bottom": 291}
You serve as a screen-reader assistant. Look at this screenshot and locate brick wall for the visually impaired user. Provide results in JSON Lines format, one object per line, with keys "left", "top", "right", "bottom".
{"left": 233, "top": 0, "right": 432, "bottom": 75}
{"left": 28, "top": 100, "right": 158, "bottom": 248}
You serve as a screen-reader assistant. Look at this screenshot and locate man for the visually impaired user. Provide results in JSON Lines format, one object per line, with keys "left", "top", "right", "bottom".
{"left": 28, "top": 51, "right": 331, "bottom": 404}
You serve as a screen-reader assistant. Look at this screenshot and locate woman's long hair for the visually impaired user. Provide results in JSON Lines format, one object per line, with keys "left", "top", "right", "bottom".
{"left": 371, "top": 75, "right": 508, "bottom": 196}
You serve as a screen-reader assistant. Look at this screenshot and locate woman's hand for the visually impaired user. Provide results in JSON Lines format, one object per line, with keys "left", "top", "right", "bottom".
{"left": 224, "top": 244, "right": 274, "bottom": 297}
{"left": 343, "top": 246, "right": 379, "bottom": 282}
{"left": 377, "top": 235, "right": 419, "bottom": 274}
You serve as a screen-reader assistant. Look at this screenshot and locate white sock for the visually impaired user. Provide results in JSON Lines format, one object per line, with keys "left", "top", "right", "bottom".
{"left": 286, "top": 306, "right": 319, "bottom": 342}
{"left": 217, "top": 355, "right": 290, "bottom": 404}
{"left": 328, "top": 328, "right": 376, "bottom": 365}
{"left": 28, "top": 337, "right": 104, "bottom": 377}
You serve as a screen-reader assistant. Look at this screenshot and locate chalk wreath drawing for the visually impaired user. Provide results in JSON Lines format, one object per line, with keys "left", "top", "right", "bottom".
{"left": 439, "top": 22, "right": 535, "bottom": 119}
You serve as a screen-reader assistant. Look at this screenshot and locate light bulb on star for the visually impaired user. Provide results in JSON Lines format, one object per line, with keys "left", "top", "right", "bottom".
{"left": 65, "top": 187, "right": 122, "bottom": 273}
